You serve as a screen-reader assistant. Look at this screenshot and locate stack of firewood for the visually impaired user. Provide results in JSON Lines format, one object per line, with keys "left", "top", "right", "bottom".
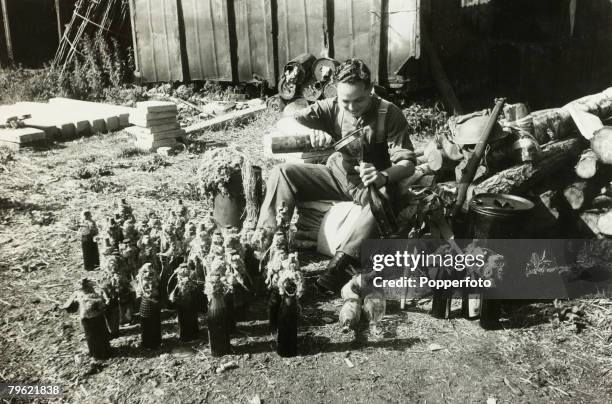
{"left": 413, "top": 87, "right": 612, "bottom": 239}
{"left": 474, "top": 88, "right": 612, "bottom": 238}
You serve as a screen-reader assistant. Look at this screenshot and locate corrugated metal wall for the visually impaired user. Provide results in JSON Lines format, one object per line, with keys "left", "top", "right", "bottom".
{"left": 130, "top": 0, "right": 421, "bottom": 85}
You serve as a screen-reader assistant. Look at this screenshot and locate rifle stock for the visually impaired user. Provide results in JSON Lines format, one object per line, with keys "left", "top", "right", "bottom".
{"left": 452, "top": 98, "right": 506, "bottom": 217}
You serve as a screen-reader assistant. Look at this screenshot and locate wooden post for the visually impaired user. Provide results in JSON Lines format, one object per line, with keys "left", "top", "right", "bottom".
{"left": 55, "top": 0, "right": 63, "bottom": 42}
{"left": 1, "top": 0, "right": 13, "bottom": 64}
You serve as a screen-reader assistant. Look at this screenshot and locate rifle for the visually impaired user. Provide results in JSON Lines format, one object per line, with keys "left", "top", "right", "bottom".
{"left": 452, "top": 98, "right": 506, "bottom": 217}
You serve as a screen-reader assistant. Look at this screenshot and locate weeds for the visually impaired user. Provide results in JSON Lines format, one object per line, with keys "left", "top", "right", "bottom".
{"left": 138, "top": 154, "right": 170, "bottom": 172}
{"left": 81, "top": 178, "right": 126, "bottom": 194}
{"left": 0, "top": 33, "right": 134, "bottom": 104}
{"left": 115, "top": 146, "right": 148, "bottom": 158}
{"left": 72, "top": 165, "right": 114, "bottom": 179}
{"left": 0, "top": 146, "right": 15, "bottom": 172}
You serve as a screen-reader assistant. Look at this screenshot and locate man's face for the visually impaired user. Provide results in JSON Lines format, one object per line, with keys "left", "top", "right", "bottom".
{"left": 336, "top": 81, "right": 372, "bottom": 117}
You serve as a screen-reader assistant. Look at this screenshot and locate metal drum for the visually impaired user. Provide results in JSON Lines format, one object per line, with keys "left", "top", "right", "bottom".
{"left": 312, "top": 58, "right": 339, "bottom": 82}
{"left": 468, "top": 193, "right": 535, "bottom": 239}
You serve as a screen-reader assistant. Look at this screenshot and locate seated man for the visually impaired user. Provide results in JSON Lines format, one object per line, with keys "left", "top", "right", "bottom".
{"left": 256, "top": 58, "right": 416, "bottom": 294}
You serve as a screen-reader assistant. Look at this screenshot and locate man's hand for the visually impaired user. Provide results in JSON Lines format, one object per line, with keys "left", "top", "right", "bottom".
{"left": 309, "top": 130, "right": 333, "bottom": 149}
{"left": 354, "top": 162, "right": 386, "bottom": 188}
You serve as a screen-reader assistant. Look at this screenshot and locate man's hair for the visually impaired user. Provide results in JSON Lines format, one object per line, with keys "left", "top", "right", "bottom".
{"left": 333, "top": 58, "right": 372, "bottom": 88}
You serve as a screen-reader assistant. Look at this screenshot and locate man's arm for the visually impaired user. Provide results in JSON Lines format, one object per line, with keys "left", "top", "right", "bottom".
{"left": 276, "top": 100, "right": 335, "bottom": 149}
{"left": 359, "top": 106, "right": 416, "bottom": 187}
{"left": 383, "top": 106, "right": 416, "bottom": 183}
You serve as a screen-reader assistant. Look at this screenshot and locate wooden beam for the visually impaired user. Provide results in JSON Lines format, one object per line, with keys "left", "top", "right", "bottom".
{"left": 1, "top": 0, "right": 13, "bottom": 64}
{"left": 55, "top": 0, "right": 62, "bottom": 42}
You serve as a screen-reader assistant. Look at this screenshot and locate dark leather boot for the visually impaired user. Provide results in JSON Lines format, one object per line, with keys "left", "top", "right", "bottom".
{"left": 316, "top": 252, "right": 360, "bottom": 294}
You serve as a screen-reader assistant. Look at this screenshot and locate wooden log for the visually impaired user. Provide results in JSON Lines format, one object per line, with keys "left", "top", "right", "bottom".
{"left": 539, "top": 190, "right": 560, "bottom": 220}
{"left": 592, "top": 195, "right": 612, "bottom": 210}
{"left": 597, "top": 211, "right": 612, "bottom": 236}
{"left": 503, "top": 103, "right": 529, "bottom": 122}
{"left": 575, "top": 149, "right": 598, "bottom": 179}
{"left": 578, "top": 211, "right": 603, "bottom": 237}
{"left": 474, "top": 138, "right": 584, "bottom": 195}
{"left": 591, "top": 127, "right": 612, "bottom": 164}
{"left": 563, "top": 181, "right": 593, "bottom": 210}
{"left": 567, "top": 91, "right": 612, "bottom": 119}
{"left": 530, "top": 108, "right": 574, "bottom": 143}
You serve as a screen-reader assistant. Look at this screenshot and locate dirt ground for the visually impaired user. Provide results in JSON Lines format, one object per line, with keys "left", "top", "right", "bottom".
{"left": 1, "top": 110, "right": 611, "bottom": 403}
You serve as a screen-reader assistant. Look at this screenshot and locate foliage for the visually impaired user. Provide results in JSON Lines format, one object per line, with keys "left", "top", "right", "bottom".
{"left": 402, "top": 102, "right": 450, "bottom": 138}
{"left": 0, "top": 34, "right": 136, "bottom": 104}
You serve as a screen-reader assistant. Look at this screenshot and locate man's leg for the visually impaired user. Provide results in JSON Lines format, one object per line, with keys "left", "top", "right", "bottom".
{"left": 337, "top": 204, "right": 379, "bottom": 258}
{"left": 257, "top": 162, "right": 348, "bottom": 230}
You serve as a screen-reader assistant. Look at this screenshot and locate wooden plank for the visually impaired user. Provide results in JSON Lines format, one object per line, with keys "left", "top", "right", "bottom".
{"left": 129, "top": 116, "right": 178, "bottom": 128}
{"left": 234, "top": 0, "right": 275, "bottom": 83}
{"left": 124, "top": 125, "right": 181, "bottom": 137}
{"left": 135, "top": 100, "right": 177, "bottom": 113}
{"left": 184, "top": 104, "right": 267, "bottom": 134}
{"left": 14, "top": 102, "right": 90, "bottom": 137}
{"left": 133, "top": 129, "right": 186, "bottom": 142}
{"left": 132, "top": 0, "right": 183, "bottom": 82}
{"left": 0, "top": 127, "right": 45, "bottom": 143}
{"left": 48, "top": 98, "right": 133, "bottom": 128}
{"left": 181, "top": 0, "right": 232, "bottom": 81}
{"left": 129, "top": 111, "right": 177, "bottom": 121}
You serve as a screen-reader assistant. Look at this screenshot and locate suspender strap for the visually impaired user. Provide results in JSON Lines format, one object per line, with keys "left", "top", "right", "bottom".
{"left": 375, "top": 99, "right": 390, "bottom": 143}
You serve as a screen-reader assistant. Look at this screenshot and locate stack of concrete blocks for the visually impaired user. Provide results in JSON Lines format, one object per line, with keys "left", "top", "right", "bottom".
{"left": 126, "top": 101, "right": 185, "bottom": 151}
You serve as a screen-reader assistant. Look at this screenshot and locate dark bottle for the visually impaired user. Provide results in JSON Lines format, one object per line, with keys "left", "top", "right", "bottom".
{"left": 63, "top": 278, "right": 111, "bottom": 359}
{"left": 367, "top": 184, "right": 399, "bottom": 237}
{"left": 430, "top": 290, "right": 452, "bottom": 319}
{"left": 268, "top": 288, "right": 281, "bottom": 332}
{"left": 276, "top": 292, "right": 298, "bottom": 357}
{"left": 80, "top": 211, "right": 100, "bottom": 271}
{"left": 140, "top": 297, "right": 161, "bottom": 349}
{"left": 177, "top": 301, "right": 200, "bottom": 342}
{"left": 479, "top": 298, "right": 502, "bottom": 330}
{"left": 360, "top": 138, "right": 399, "bottom": 238}
{"left": 223, "top": 292, "right": 236, "bottom": 334}
{"left": 82, "top": 314, "right": 112, "bottom": 359}
{"left": 105, "top": 298, "right": 121, "bottom": 338}
{"left": 207, "top": 294, "right": 231, "bottom": 356}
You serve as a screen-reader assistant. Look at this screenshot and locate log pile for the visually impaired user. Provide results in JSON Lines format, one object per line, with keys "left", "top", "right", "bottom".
{"left": 414, "top": 87, "right": 612, "bottom": 239}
